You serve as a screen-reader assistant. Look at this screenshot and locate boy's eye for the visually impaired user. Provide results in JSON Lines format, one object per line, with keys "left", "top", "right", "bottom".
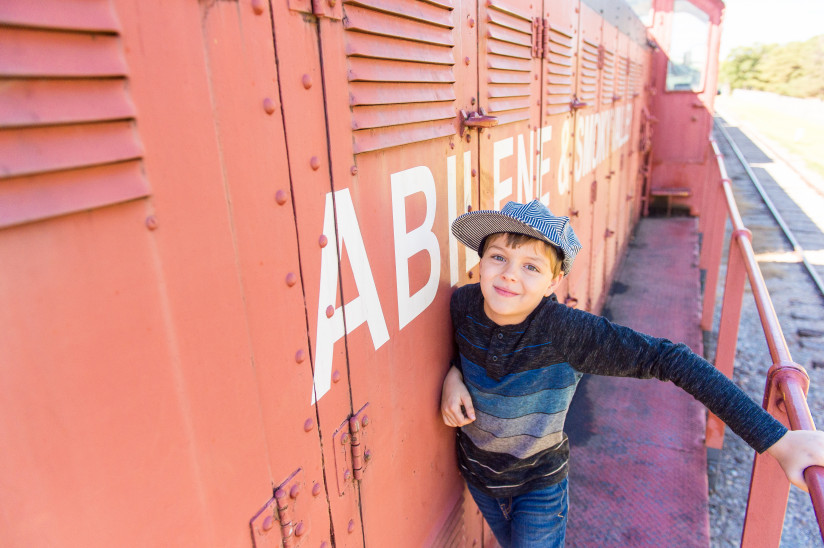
{"left": 491, "top": 254, "right": 505, "bottom": 262}
{"left": 525, "top": 264, "right": 540, "bottom": 273}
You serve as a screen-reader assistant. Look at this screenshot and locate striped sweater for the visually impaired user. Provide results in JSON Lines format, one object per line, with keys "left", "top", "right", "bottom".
{"left": 450, "top": 284, "right": 787, "bottom": 497}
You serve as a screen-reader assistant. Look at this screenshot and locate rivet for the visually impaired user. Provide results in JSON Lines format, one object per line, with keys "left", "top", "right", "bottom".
{"left": 304, "top": 418, "right": 314, "bottom": 432}
{"left": 295, "top": 522, "right": 307, "bottom": 537}
{"left": 534, "top": 74, "right": 538, "bottom": 80}
{"left": 464, "top": 56, "right": 471, "bottom": 65}
{"left": 341, "top": 433, "right": 351, "bottom": 444}
{"left": 321, "top": 543, "right": 330, "bottom": 548}
{"left": 326, "top": 305, "right": 335, "bottom": 318}
{"left": 290, "top": 484, "right": 301, "bottom": 499}
{"left": 351, "top": 165, "right": 358, "bottom": 175}
{"left": 312, "top": 482, "right": 322, "bottom": 496}
{"left": 263, "top": 97, "right": 275, "bottom": 115}
{"left": 467, "top": 205, "right": 473, "bottom": 212}
{"left": 251, "top": 0, "right": 265, "bottom": 15}
{"left": 527, "top": 124, "right": 531, "bottom": 129}
{"left": 471, "top": 169, "right": 477, "bottom": 177}
{"left": 145, "top": 215, "right": 159, "bottom": 230}
{"left": 286, "top": 272, "right": 298, "bottom": 287}
{"left": 302, "top": 74, "right": 312, "bottom": 89}
{"left": 364, "top": 449, "right": 372, "bottom": 462}
{"left": 465, "top": 133, "right": 471, "bottom": 143}
{"left": 344, "top": 469, "right": 352, "bottom": 481}
{"left": 275, "top": 189, "right": 288, "bottom": 205}
{"left": 468, "top": 18, "right": 475, "bottom": 28}
{"left": 536, "top": 100, "right": 541, "bottom": 106}
{"left": 295, "top": 349, "right": 306, "bottom": 363}
{"left": 348, "top": 519, "right": 356, "bottom": 533}
{"left": 332, "top": 370, "right": 342, "bottom": 383}
{"left": 328, "top": 0, "right": 337, "bottom": 6}
{"left": 468, "top": 271, "right": 474, "bottom": 279}
{"left": 262, "top": 515, "right": 275, "bottom": 532}
{"left": 470, "top": 97, "right": 476, "bottom": 105}
{"left": 319, "top": 235, "right": 328, "bottom": 247}
{"left": 361, "top": 416, "right": 370, "bottom": 427}
{"left": 310, "top": 156, "right": 321, "bottom": 170}
{"left": 449, "top": 142, "right": 455, "bottom": 149}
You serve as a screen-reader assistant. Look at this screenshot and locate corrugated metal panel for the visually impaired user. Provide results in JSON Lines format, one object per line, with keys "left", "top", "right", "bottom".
{"left": 545, "top": 23, "right": 574, "bottom": 115}
{"left": 485, "top": 0, "right": 532, "bottom": 125}
{"left": 579, "top": 38, "right": 599, "bottom": 103}
{"left": 345, "top": 0, "right": 456, "bottom": 154}
{"left": 616, "top": 55, "right": 629, "bottom": 100}
{"left": 0, "top": 7, "right": 148, "bottom": 229}
{"left": 629, "top": 59, "right": 644, "bottom": 97}
{"left": 601, "top": 46, "right": 615, "bottom": 104}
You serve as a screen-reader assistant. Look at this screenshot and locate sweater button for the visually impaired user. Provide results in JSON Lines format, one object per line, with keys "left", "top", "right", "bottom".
{"left": 491, "top": 356, "right": 498, "bottom": 362}
{"left": 497, "top": 333, "right": 503, "bottom": 339}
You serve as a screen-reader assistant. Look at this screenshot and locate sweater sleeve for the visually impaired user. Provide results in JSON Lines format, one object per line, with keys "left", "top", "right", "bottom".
{"left": 546, "top": 303, "right": 787, "bottom": 453}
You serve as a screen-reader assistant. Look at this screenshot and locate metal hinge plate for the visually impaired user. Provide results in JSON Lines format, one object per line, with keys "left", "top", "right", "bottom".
{"left": 332, "top": 402, "right": 372, "bottom": 496}
{"left": 531, "top": 17, "right": 548, "bottom": 59}
{"left": 250, "top": 469, "right": 311, "bottom": 548}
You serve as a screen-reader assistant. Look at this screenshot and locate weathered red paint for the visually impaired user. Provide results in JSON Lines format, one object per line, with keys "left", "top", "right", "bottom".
{"left": 7, "top": 0, "right": 815, "bottom": 546}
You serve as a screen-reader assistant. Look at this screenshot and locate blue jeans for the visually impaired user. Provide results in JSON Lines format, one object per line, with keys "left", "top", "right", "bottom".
{"left": 467, "top": 478, "right": 568, "bottom": 548}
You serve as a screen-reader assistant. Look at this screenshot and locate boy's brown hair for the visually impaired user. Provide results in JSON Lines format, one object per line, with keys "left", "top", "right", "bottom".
{"left": 479, "top": 232, "right": 563, "bottom": 278}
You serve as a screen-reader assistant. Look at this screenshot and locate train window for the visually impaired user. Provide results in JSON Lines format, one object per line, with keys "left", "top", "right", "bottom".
{"left": 665, "top": 0, "right": 710, "bottom": 92}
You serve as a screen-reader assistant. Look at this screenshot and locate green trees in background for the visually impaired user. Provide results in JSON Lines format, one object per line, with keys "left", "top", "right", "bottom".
{"left": 721, "top": 35, "right": 824, "bottom": 98}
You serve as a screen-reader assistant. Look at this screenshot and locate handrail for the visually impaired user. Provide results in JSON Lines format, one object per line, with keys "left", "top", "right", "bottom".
{"left": 700, "top": 137, "right": 824, "bottom": 545}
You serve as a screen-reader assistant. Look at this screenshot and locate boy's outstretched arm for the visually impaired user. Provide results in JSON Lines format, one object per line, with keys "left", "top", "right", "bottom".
{"left": 441, "top": 365, "right": 476, "bottom": 427}
{"left": 766, "top": 429, "right": 824, "bottom": 492}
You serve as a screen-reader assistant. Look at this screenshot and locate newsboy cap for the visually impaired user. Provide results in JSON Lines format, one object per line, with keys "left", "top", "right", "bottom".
{"left": 451, "top": 200, "right": 582, "bottom": 276}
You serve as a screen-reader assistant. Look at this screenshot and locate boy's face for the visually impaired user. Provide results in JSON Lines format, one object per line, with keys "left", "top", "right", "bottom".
{"left": 479, "top": 234, "right": 563, "bottom": 325}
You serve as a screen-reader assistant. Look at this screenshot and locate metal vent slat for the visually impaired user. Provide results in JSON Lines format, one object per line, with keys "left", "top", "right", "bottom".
{"left": 0, "top": 0, "right": 119, "bottom": 33}
{"left": 344, "top": 0, "right": 455, "bottom": 153}
{"left": 344, "top": 4, "right": 453, "bottom": 46}
{"left": 578, "top": 40, "right": 599, "bottom": 103}
{"left": 616, "top": 56, "right": 628, "bottom": 100}
{"left": 486, "top": 0, "right": 533, "bottom": 127}
{"left": 0, "top": 5, "right": 148, "bottom": 230}
{"left": 545, "top": 25, "right": 574, "bottom": 114}
{"left": 601, "top": 48, "right": 614, "bottom": 104}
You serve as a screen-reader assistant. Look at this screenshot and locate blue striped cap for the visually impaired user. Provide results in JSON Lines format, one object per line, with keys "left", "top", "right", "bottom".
{"left": 451, "top": 200, "right": 582, "bottom": 276}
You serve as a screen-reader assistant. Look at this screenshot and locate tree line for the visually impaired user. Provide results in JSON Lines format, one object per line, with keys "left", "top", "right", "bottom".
{"left": 720, "top": 35, "right": 824, "bottom": 98}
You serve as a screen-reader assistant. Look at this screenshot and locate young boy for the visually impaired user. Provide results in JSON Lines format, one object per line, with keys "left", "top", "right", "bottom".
{"left": 441, "top": 199, "right": 824, "bottom": 547}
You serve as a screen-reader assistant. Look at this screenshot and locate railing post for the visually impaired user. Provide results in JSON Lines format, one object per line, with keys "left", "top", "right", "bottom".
{"left": 740, "top": 365, "right": 804, "bottom": 546}
{"left": 700, "top": 178, "right": 729, "bottom": 331}
{"left": 706, "top": 228, "right": 751, "bottom": 449}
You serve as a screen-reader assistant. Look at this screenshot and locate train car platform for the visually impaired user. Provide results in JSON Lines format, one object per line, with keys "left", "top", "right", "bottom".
{"left": 565, "top": 217, "right": 711, "bottom": 546}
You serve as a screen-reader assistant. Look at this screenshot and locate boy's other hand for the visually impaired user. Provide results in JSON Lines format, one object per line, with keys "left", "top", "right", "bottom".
{"left": 766, "top": 429, "right": 824, "bottom": 492}
{"left": 441, "top": 365, "right": 476, "bottom": 427}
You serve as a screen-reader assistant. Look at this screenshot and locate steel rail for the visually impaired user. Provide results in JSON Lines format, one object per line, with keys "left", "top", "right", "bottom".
{"left": 706, "top": 139, "right": 824, "bottom": 545}
{"left": 714, "top": 118, "right": 824, "bottom": 299}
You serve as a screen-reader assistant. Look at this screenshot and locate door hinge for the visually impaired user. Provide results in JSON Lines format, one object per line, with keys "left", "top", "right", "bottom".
{"left": 532, "top": 17, "right": 548, "bottom": 59}
{"left": 250, "top": 469, "right": 313, "bottom": 548}
{"left": 332, "top": 402, "right": 373, "bottom": 496}
{"left": 286, "top": 0, "right": 342, "bottom": 20}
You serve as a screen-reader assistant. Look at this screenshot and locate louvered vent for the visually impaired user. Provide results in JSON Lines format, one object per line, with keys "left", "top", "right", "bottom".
{"left": 629, "top": 60, "right": 644, "bottom": 97}
{"left": 600, "top": 46, "right": 614, "bottom": 105}
{"left": 485, "top": 0, "right": 533, "bottom": 126}
{"left": 616, "top": 56, "right": 629, "bottom": 101}
{"left": 0, "top": 1, "right": 149, "bottom": 229}
{"left": 578, "top": 38, "right": 599, "bottom": 104}
{"left": 344, "top": 0, "right": 456, "bottom": 154}
{"left": 545, "top": 24, "right": 574, "bottom": 115}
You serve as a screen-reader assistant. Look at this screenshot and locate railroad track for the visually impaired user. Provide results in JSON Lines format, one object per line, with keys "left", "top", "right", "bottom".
{"left": 714, "top": 116, "right": 824, "bottom": 300}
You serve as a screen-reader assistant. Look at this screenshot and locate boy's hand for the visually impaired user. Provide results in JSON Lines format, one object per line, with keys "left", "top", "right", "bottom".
{"left": 766, "top": 429, "right": 824, "bottom": 492}
{"left": 441, "top": 365, "right": 476, "bottom": 427}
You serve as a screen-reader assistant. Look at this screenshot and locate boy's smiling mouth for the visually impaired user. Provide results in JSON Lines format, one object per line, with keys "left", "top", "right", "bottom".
{"left": 493, "top": 286, "right": 519, "bottom": 297}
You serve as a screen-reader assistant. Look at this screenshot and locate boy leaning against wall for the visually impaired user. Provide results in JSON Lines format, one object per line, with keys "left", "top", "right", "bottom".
{"left": 440, "top": 199, "right": 824, "bottom": 548}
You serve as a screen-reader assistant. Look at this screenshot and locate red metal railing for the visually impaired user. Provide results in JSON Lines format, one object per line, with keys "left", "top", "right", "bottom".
{"left": 698, "top": 138, "right": 824, "bottom": 545}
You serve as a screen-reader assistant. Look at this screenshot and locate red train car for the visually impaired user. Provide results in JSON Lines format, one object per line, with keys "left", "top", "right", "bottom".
{"left": 0, "top": 0, "right": 721, "bottom": 545}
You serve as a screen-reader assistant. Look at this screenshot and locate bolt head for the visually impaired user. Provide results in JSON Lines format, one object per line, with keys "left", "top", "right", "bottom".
{"left": 312, "top": 482, "right": 322, "bottom": 496}
{"left": 350, "top": 165, "right": 358, "bottom": 175}
{"left": 319, "top": 235, "right": 328, "bottom": 248}
{"left": 251, "top": 0, "right": 265, "bottom": 15}
{"left": 286, "top": 272, "right": 297, "bottom": 287}
{"left": 361, "top": 416, "right": 370, "bottom": 427}
{"left": 326, "top": 305, "right": 335, "bottom": 318}
{"left": 304, "top": 418, "right": 314, "bottom": 432}
{"left": 290, "top": 484, "right": 301, "bottom": 499}
{"left": 262, "top": 515, "right": 275, "bottom": 532}
{"left": 310, "top": 156, "right": 321, "bottom": 170}
{"left": 145, "top": 215, "right": 159, "bottom": 230}
{"left": 348, "top": 519, "right": 356, "bottom": 533}
{"left": 263, "top": 97, "right": 275, "bottom": 115}
{"left": 295, "top": 349, "right": 306, "bottom": 363}
{"left": 332, "top": 370, "right": 342, "bottom": 383}
{"left": 344, "top": 469, "right": 352, "bottom": 481}
{"left": 464, "top": 56, "right": 471, "bottom": 65}
{"left": 302, "top": 74, "right": 312, "bottom": 89}
{"left": 295, "top": 521, "right": 307, "bottom": 537}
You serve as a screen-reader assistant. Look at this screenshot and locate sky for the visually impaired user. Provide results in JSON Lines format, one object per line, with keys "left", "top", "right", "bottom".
{"left": 720, "top": 0, "right": 824, "bottom": 58}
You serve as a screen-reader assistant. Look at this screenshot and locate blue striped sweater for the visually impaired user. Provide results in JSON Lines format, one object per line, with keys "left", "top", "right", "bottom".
{"left": 450, "top": 284, "right": 786, "bottom": 497}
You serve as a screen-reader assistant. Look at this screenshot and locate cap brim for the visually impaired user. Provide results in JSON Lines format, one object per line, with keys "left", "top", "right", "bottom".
{"left": 451, "top": 210, "right": 561, "bottom": 256}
